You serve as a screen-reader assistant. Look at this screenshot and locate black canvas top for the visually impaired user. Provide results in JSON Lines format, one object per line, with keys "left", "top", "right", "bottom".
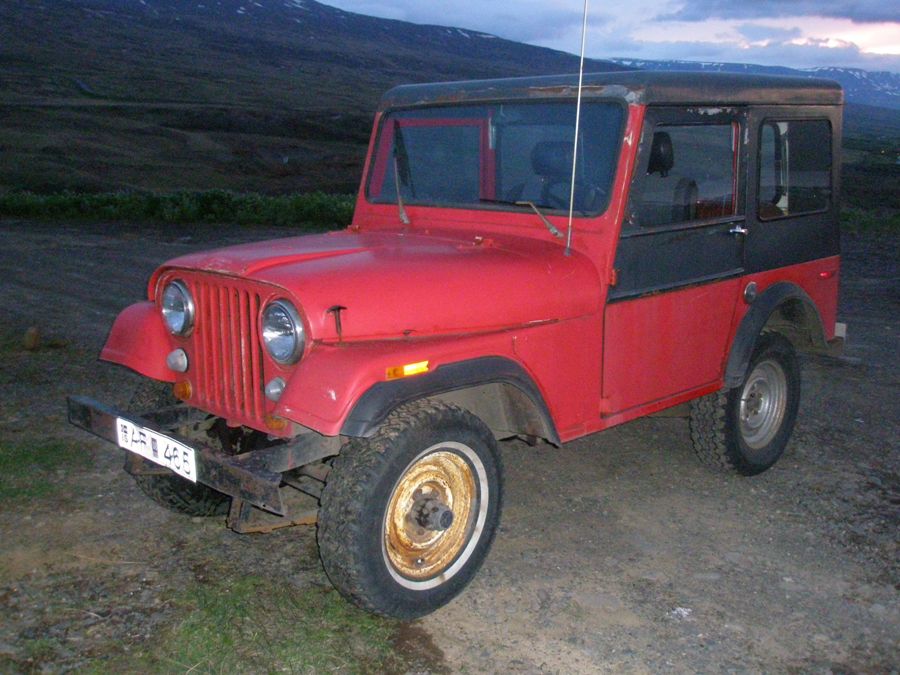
{"left": 379, "top": 71, "right": 843, "bottom": 110}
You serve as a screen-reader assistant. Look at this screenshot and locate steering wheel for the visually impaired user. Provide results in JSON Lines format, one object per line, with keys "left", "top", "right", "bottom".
{"left": 543, "top": 181, "right": 604, "bottom": 212}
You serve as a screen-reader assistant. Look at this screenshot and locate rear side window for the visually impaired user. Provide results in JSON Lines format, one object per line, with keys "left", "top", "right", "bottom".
{"left": 758, "top": 119, "right": 832, "bottom": 219}
{"left": 631, "top": 124, "right": 738, "bottom": 228}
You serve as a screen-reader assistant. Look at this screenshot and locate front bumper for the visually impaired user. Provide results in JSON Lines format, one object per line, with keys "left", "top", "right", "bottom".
{"left": 67, "top": 396, "right": 339, "bottom": 518}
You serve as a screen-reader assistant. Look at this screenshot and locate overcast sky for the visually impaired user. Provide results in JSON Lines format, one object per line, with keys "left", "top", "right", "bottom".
{"left": 324, "top": 0, "right": 900, "bottom": 72}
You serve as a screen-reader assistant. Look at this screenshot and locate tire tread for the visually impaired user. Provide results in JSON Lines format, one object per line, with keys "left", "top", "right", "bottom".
{"left": 689, "top": 333, "right": 800, "bottom": 476}
{"left": 132, "top": 473, "right": 230, "bottom": 516}
{"left": 318, "top": 399, "right": 498, "bottom": 618}
{"left": 689, "top": 390, "right": 736, "bottom": 472}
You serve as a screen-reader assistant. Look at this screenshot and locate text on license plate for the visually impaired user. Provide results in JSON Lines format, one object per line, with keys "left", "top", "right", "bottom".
{"left": 115, "top": 418, "right": 197, "bottom": 482}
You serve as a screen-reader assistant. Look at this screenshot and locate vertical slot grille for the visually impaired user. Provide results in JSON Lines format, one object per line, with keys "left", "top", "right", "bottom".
{"left": 189, "top": 276, "right": 265, "bottom": 426}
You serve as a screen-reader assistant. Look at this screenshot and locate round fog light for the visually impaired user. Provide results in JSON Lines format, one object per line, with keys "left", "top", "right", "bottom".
{"left": 166, "top": 348, "right": 189, "bottom": 373}
{"left": 265, "top": 377, "right": 286, "bottom": 402}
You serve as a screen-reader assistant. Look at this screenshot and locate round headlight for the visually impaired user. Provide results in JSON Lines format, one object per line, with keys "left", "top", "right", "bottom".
{"left": 161, "top": 280, "right": 194, "bottom": 336}
{"left": 262, "top": 300, "right": 305, "bottom": 365}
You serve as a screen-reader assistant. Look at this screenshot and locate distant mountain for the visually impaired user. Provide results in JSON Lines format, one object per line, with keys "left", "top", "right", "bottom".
{"left": 2, "top": 0, "right": 628, "bottom": 109}
{"left": 0, "top": 0, "right": 895, "bottom": 196}
{"left": 609, "top": 58, "right": 900, "bottom": 111}
{"left": 0, "top": 0, "right": 629, "bottom": 193}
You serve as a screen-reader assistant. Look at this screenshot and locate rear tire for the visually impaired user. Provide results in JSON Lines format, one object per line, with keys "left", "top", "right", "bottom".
{"left": 127, "top": 380, "right": 230, "bottom": 517}
{"left": 689, "top": 333, "right": 800, "bottom": 476}
{"left": 317, "top": 400, "right": 502, "bottom": 619}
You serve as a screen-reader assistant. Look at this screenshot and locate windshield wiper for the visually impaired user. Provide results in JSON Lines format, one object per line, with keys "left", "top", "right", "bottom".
{"left": 393, "top": 154, "right": 410, "bottom": 225}
{"left": 393, "top": 121, "right": 412, "bottom": 226}
{"left": 479, "top": 198, "right": 563, "bottom": 239}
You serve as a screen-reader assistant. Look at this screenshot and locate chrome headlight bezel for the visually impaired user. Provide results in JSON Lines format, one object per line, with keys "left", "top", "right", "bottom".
{"left": 262, "top": 299, "right": 306, "bottom": 365}
{"left": 161, "top": 280, "right": 195, "bottom": 336}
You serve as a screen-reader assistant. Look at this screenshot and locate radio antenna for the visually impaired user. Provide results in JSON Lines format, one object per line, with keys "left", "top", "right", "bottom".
{"left": 565, "top": 0, "right": 589, "bottom": 257}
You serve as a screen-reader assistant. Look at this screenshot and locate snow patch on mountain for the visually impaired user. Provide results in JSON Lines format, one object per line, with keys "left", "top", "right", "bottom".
{"left": 610, "top": 57, "right": 900, "bottom": 110}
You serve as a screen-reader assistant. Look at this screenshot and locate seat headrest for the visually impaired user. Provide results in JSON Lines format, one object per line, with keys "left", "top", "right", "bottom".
{"left": 531, "top": 141, "right": 574, "bottom": 178}
{"left": 647, "top": 131, "right": 674, "bottom": 177}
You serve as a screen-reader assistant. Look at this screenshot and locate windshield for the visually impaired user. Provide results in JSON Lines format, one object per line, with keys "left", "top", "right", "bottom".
{"left": 366, "top": 102, "right": 625, "bottom": 215}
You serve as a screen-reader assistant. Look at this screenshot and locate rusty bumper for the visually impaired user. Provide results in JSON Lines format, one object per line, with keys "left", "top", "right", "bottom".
{"left": 67, "top": 396, "right": 339, "bottom": 516}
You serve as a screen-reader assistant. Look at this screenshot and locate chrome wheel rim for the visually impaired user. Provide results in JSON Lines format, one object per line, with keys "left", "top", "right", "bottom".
{"left": 382, "top": 442, "right": 487, "bottom": 590}
{"left": 739, "top": 359, "right": 788, "bottom": 450}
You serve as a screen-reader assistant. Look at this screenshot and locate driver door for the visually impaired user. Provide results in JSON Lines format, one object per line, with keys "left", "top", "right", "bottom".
{"left": 601, "top": 106, "right": 748, "bottom": 415}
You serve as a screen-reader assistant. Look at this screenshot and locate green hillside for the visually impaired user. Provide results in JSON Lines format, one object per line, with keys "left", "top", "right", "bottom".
{"left": 0, "top": 0, "right": 626, "bottom": 194}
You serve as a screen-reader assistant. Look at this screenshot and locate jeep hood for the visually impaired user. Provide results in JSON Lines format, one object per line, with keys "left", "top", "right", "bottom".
{"left": 156, "top": 229, "right": 601, "bottom": 341}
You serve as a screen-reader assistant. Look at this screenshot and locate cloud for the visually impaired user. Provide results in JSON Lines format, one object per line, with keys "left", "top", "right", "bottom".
{"left": 661, "top": 1, "right": 900, "bottom": 25}
{"left": 321, "top": 1, "right": 900, "bottom": 72}
{"left": 735, "top": 24, "right": 802, "bottom": 44}
{"left": 467, "top": 7, "right": 597, "bottom": 43}
{"left": 597, "top": 37, "right": 900, "bottom": 72}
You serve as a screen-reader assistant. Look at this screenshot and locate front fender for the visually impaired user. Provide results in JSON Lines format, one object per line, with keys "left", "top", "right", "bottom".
{"left": 341, "top": 355, "right": 559, "bottom": 443}
{"left": 273, "top": 332, "right": 553, "bottom": 439}
{"left": 100, "top": 301, "right": 175, "bottom": 382}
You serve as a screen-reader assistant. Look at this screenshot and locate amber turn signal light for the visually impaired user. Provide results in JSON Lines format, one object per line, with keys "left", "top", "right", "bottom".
{"left": 265, "top": 414, "right": 289, "bottom": 432}
{"left": 386, "top": 360, "right": 429, "bottom": 380}
{"left": 173, "top": 380, "right": 192, "bottom": 401}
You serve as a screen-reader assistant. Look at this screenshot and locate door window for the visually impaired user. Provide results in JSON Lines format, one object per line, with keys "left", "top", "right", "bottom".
{"left": 631, "top": 123, "right": 738, "bottom": 227}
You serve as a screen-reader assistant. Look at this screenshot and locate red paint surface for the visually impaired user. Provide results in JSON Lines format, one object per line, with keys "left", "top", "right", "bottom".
{"left": 602, "top": 279, "right": 742, "bottom": 415}
{"left": 101, "top": 302, "right": 175, "bottom": 382}
{"left": 155, "top": 230, "right": 601, "bottom": 342}
{"left": 729, "top": 257, "right": 841, "bottom": 343}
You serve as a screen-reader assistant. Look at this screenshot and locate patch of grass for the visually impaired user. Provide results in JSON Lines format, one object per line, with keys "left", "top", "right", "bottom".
{"left": 0, "top": 190, "right": 355, "bottom": 230}
{"left": 100, "top": 576, "right": 407, "bottom": 674}
{"left": 0, "top": 331, "right": 21, "bottom": 355}
{"left": 22, "top": 637, "right": 61, "bottom": 662}
{"left": 0, "top": 439, "right": 92, "bottom": 503}
{"left": 0, "top": 327, "right": 73, "bottom": 389}
{"left": 841, "top": 206, "right": 900, "bottom": 234}
{"left": 2, "top": 637, "right": 67, "bottom": 672}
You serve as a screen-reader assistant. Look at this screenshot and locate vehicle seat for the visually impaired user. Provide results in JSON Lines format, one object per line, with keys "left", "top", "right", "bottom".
{"left": 636, "top": 131, "right": 699, "bottom": 225}
{"left": 647, "top": 131, "right": 674, "bottom": 177}
{"left": 508, "top": 140, "right": 573, "bottom": 207}
{"left": 672, "top": 177, "right": 698, "bottom": 222}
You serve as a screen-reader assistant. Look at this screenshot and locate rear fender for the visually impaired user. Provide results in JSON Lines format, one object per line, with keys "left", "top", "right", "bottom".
{"left": 100, "top": 301, "right": 175, "bottom": 382}
{"left": 724, "top": 282, "right": 827, "bottom": 388}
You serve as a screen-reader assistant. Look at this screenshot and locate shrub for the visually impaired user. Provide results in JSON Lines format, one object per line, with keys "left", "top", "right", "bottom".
{"left": 0, "top": 190, "right": 355, "bottom": 230}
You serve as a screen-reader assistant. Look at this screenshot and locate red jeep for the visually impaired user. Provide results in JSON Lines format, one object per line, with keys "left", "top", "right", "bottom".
{"left": 69, "top": 71, "right": 845, "bottom": 618}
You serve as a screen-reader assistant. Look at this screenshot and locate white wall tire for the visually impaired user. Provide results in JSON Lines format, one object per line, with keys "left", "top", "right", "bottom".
{"left": 317, "top": 401, "right": 503, "bottom": 618}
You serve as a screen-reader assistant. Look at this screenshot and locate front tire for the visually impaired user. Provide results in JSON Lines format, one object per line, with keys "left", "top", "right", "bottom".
{"left": 317, "top": 401, "right": 503, "bottom": 619}
{"left": 690, "top": 333, "right": 801, "bottom": 476}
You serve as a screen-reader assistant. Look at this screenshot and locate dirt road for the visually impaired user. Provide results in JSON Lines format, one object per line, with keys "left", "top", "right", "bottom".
{"left": 0, "top": 220, "right": 897, "bottom": 672}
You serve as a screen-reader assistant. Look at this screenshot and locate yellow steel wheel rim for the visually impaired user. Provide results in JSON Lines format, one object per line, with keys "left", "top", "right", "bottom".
{"left": 383, "top": 448, "right": 477, "bottom": 582}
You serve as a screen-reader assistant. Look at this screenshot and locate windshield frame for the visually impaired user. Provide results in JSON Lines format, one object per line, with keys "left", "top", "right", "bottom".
{"left": 364, "top": 98, "right": 628, "bottom": 218}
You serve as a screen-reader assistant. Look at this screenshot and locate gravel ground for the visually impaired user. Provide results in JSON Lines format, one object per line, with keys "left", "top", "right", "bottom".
{"left": 0, "top": 220, "right": 897, "bottom": 673}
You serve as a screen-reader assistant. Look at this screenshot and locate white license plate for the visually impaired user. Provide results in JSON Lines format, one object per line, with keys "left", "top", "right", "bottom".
{"left": 116, "top": 417, "right": 197, "bottom": 482}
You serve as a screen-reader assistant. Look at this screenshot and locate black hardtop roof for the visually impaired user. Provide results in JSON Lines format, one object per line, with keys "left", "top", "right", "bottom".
{"left": 379, "top": 70, "right": 843, "bottom": 110}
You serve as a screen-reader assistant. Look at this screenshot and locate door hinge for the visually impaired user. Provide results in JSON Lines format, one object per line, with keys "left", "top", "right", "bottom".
{"left": 609, "top": 268, "right": 619, "bottom": 287}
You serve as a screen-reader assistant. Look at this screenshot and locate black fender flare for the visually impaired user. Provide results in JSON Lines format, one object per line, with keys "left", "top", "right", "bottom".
{"left": 341, "top": 356, "right": 560, "bottom": 445}
{"left": 724, "top": 282, "right": 827, "bottom": 388}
